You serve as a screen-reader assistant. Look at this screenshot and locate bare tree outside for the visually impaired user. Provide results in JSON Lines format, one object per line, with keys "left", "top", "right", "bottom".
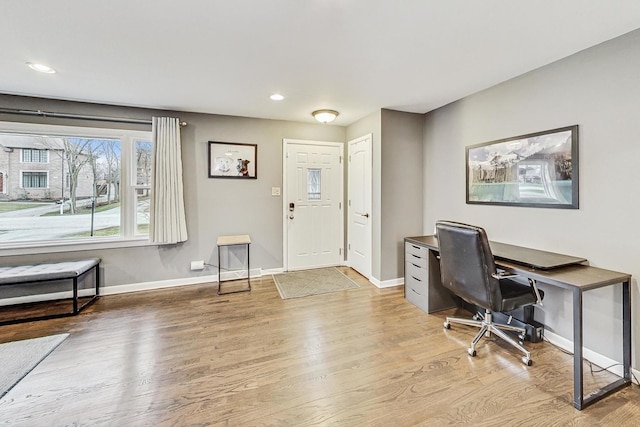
{"left": 136, "top": 141, "right": 152, "bottom": 187}
{"left": 102, "top": 139, "right": 121, "bottom": 203}
{"left": 135, "top": 141, "right": 153, "bottom": 232}
{"left": 43, "top": 138, "right": 92, "bottom": 214}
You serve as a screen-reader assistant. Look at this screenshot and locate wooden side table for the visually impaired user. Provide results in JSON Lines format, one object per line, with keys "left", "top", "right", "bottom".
{"left": 217, "top": 234, "right": 251, "bottom": 295}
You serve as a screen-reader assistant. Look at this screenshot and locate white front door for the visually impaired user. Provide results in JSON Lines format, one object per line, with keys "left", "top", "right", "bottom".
{"left": 284, "top": 140, "right": 343, "bottom": 271}
{"left": 348, "top": 134, "right": 372, "bottom": 278}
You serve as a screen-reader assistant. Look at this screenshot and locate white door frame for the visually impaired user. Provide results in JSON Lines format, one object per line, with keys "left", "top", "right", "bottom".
{"left": 282, "top": 138, "right": 344, "bottom": 272}
{"left": 347, "top": 133, "right": 372, "bottom": 279}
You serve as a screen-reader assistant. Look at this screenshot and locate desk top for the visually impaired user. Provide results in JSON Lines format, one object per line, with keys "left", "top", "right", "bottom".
{"left": 217, "top": 234, "right": 251, "bottom": 246}
{"left": 405, "top": 235, "right": 630, "bottom": 291}
{"left": 406, "top": 235, "right": 586, "bottom": 270}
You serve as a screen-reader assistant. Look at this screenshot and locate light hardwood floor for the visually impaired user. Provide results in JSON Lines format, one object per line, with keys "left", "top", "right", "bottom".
{"left": 0, "top": 267, "right": 639, "bottom": 426}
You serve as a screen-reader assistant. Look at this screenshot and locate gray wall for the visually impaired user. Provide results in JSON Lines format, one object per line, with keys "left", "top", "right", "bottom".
{"left": 0, "top": 95, "right": 345, "bottom": 286}
{"left": 423, "top": 29, "right": 640, "bottom": 364}
{"left": 380, "top": 109, "right": 424, "bottom": 281}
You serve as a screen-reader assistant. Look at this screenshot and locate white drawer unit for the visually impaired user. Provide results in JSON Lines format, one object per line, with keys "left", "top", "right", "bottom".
{"left": 405, "top": 242, "right": 429, "bottom": 311}
{"left": 406, "top": 243, "right": 428, "bottom": 268}
{"left": 404, "top": 239, "right": 457, "bottom": 313}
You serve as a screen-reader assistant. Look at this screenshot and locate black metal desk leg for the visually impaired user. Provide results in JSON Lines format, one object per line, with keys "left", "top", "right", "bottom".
{"left": 623, "top": 280, "right": 631, "bottom": 381}
{"left": 573, "top": 288, "right": 583, "bottom": 410}
{"left": 573, "top": 281, "right": 632, "bottom": 410}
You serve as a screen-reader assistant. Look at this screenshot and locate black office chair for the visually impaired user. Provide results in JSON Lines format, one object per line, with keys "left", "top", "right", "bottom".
{"left": 436, "top": 220, "right": 543, "bottom": 366}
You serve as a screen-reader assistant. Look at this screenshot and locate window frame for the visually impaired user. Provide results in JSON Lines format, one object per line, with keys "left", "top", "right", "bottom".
{"left": 20, "top": 170, "right": 49, "bottom": 189}
{"left": 0, "top": 121, "right": 154, "bottom": 255}
{"left": 21, "top": 148, "right": 49, "bottom": 164}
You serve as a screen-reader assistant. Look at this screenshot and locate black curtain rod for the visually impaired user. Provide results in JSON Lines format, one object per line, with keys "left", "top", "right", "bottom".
{"left": 0, "top": 108, "right": 187, "bottom": 127}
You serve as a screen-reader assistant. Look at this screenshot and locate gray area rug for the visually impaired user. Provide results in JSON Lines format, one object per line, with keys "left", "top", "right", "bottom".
{"left": 273, "top": 267, "right": 359, "bottom": 299}
{"left": 0, "top": 333, "right": 68, "bottom": 399}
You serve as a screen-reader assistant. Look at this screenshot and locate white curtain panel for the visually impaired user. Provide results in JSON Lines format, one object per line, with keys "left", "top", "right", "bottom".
{"left": 149, "top": 117, "right": 188, "bottom": 243}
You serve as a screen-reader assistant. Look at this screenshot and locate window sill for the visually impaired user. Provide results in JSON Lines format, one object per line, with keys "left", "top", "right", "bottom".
{"left": 0, "top": 237, "right": 156, "bottom": 257}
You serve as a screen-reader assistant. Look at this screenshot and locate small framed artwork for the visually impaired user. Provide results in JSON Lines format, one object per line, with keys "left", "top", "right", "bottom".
{"left": 466, "top": 125, "right": 578, "bottom": 209}
{"left": 208, "top": 141, "right": 257, "bottom": 179}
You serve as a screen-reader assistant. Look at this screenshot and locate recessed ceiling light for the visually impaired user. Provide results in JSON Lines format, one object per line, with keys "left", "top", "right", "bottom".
{"left": 270, "top": 94, "right": 284, "bottom": 101}
{"left": 27, "top": 62, "right": 56, "bottom": 74}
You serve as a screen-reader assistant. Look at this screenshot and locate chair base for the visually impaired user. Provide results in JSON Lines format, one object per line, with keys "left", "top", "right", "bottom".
{"left": 444, "top": 309, "right": 533, "bottom": 366}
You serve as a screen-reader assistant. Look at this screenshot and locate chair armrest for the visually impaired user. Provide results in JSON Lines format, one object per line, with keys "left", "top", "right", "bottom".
{"left": 492, "top": 271, "right": 544, "bottom": 306}
{"left": 491, "top": 270, "right": 518, "bottom": 280}
{"left": 528, "top": 278, "right": 544, "bottom": 306}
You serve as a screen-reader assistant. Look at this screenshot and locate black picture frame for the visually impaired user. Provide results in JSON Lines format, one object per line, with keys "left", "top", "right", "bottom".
{"left": 208, "top": 141, "right": 257, "bottom": 179}
{"left": 466, "top": 125, "right": 578, "bottom": 209}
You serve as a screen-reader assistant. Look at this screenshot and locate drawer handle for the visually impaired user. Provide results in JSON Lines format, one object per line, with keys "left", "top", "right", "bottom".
{"left": 411, "top": 275, "right": 422, "bottom": 282}
{"left": 412, "top": 263, "right": 421, "bottom": 268}
{"left": 410, "top": 288, "right": 421, "bottom": 295}
{"left": 411, "top": 254, "right": 421, "bottom": 258}
{"left": 411, "top": 245, "right": 420, "bottom": 250}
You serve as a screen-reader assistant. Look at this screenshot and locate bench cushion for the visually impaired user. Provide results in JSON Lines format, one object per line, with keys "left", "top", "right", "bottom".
{"left": 0, "top": 258, "right": 101, "bottom": 285}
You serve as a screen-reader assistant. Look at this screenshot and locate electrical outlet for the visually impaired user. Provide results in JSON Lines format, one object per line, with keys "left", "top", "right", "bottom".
{"left": 271, "top": 187, "right": 281, "bottom": 196}
{"left": 190, "top": 260, "right": 205, "bottom": 270}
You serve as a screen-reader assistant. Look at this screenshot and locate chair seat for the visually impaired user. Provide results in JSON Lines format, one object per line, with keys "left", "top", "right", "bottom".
{"left": 500, "top": 278, "right": 544, "bottom": 312}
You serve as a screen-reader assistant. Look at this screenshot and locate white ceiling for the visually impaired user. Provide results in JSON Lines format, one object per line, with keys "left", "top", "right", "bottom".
{"left": 2, "top": 1, "right": 640, "bottom": 126}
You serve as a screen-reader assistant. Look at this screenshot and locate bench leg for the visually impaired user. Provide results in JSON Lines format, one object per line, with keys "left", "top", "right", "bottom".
{"left": 73, "top": 277, "right": 79, "bottom": 314}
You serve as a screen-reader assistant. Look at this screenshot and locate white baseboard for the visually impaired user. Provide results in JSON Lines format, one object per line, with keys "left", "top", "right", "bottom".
{"left": 103, "top": 268, "right": 263, "bottom": 296}
{"left": 543, "top": 329, "right": 639, "bottom": 385}
{"left": 101, "top": 274, "right": 218, "bottom": 295}
{"left": 369, "top": 276, "right": 404, "bottom": 289}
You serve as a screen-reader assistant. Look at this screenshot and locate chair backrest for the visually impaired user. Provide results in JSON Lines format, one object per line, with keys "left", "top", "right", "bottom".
{"left": 436, "top": 221, "right": 502, "bottom": 312}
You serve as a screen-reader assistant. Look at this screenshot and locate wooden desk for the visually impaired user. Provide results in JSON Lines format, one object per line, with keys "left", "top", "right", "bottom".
{"left": 405, "top": 235, "right": 632, "bottom": 410}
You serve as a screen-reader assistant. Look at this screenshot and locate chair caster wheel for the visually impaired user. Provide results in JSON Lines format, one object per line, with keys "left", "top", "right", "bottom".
{"left": 468, "top": 348, "right": 476, "bottom": 357}
{"left": 518, "top": 333, "right": 526, "bottom": 341}
{"left": 522, "top": 356, "right": 533, "bottom": 366}
{"left": 443, "top": 321, "right": 450, "bottom": 329}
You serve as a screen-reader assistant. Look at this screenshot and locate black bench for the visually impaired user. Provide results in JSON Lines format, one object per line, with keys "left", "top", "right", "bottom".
{"left": 0, "top": 258, "right": 100, "bottom": 325}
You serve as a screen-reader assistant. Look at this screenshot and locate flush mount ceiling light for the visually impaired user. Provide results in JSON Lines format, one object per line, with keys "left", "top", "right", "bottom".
{"left": 27, "top": 62, "right": 56, "bottom": 74}
{"left": 270, "top": 93, "right": 284, "bottom": 101}
{"left": 312, "top": 109, "right": 339, "bottom": 124}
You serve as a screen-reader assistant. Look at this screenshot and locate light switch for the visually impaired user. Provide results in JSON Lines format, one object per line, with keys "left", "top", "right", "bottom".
{"left": 271, "top": 187, "right": 281, "bottom": 196}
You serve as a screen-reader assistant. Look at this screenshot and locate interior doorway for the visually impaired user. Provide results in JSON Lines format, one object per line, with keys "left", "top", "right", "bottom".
{"left": 283, "top": 139, "right": 343, "bottom": 271}
{"left": 347, "top": 134, "right": 372, "bottom": 279}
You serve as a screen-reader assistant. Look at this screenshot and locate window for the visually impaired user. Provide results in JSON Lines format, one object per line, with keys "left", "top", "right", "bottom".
{"left": 22, "top": 171, "right": 48, "bottom": 188}
{"left": 22, "top": 148, "right": 49, "bottom": 163}
{"left": 307, "top": 168, "right": 321, "bottom": 200}
{"left": 134, "top": 140, "right": 153, "bottom": 234}
{"left": 0, "top": 122, "right": 152, "bottom": 250}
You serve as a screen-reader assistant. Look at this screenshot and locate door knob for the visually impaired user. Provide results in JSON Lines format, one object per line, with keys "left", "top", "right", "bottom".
{"left": 289, "top": 215, "right": 294, "bottom": 219}
{"left": 362, "top": 213, "right": 370, "bottom": 218}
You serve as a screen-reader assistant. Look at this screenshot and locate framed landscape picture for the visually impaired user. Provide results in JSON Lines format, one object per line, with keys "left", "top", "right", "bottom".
{"left": 466, "top": 125, "right": 578, "bottom": 209}
{"left": 208, "top": 141, "right": 257, "bottom": 179}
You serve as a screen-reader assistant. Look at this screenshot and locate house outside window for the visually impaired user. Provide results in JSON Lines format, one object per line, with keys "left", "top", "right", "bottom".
{"left": 0, "top": 122, "right": 153, "bottom": 251}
